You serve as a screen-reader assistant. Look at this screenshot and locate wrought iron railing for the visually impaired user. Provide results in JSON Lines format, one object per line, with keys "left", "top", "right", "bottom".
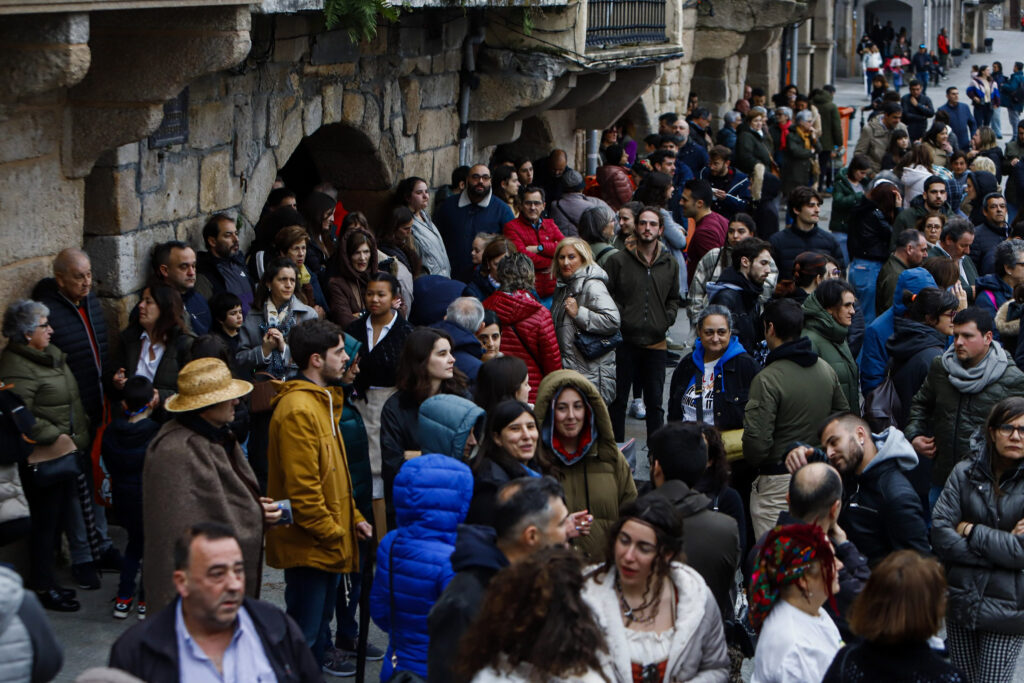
{"left": 586, "top": 0, "right": 667, "bottom": 49}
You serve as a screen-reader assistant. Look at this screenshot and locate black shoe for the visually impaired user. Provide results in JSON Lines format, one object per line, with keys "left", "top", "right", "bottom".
{"left": 336, "top": 637, "right": 386, "bottom": 662}
{"left": 665, "top": 351, "right": 681, "bottom": 365}
{"left": 54, "top": 585, "right": 77, "bottom": 600}
{"left": 36, "top": 589, "right": 81, "bottom": 612}
{"left": 71, "top": 562, "right": 101, "bottom": 590}
{"left": 98, "top": 546, "right": 123, "bottom": 574}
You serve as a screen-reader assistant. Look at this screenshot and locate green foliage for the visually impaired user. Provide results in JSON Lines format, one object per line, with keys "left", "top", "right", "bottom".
{"left": 323, "top": 0, "right": 400, "bottom": 43}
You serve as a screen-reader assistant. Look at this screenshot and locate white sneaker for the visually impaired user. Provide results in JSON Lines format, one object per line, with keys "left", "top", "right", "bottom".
{"left": 629, "top": 399, "right": 647, "bottom": 420}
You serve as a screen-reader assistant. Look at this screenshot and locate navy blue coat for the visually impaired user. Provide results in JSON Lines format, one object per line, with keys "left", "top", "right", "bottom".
{"left": 430, "top": 320, "right": 483, "bottom": 383}
{"left": 370, "top": 454, "right": 474, "bottom": 680}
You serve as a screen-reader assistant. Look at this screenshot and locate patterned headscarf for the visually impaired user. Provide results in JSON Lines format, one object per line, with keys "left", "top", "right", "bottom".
{"left": 748, "top": 523, "right": 836, "bottom": 632}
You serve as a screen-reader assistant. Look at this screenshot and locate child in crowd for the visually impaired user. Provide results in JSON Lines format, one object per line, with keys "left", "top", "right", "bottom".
{"left": 102, "top": 376, "right": 160, "bottom": 620}
{"left": 209, "top": 291, "right": 244, "bottom": 357}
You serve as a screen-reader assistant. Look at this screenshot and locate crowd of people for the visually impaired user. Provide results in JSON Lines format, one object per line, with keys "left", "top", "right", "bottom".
{"left": 3, "top": 73, "right": 1024, "bottom": 683}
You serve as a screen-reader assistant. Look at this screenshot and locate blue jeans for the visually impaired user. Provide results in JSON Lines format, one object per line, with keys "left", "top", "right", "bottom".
{"left": 832, "top": 232, "right": 850, "bottom": 267}
{"left": 929, "top": 484, "right": 944, "bottom": 511}
{"left": 285, "top": 566, "right": 340, "bottom": 666}
{"left": 1009, "top": 108, "right": 1021, "bottom": 141}
{"left": 915, "top": 71, "right": 929, "bottom": 91}
{"left": 848, "top": 259, "right": 883, "bottom": 326}
{"left": 992, "top": 107, "right": 1003, "bottom": 138}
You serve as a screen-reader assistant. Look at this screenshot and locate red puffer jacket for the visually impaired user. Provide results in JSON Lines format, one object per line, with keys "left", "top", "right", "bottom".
{"left": 595, "top": 164, "right": 635, "bottom": 210}
{"left": 483, "top": 290, "right": 562, "bottom": 401}
{"left": 502, "top": 217, "right": 565, "bottom": 298}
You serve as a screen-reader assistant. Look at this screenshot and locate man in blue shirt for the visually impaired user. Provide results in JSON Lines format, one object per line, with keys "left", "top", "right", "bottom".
{"left": 436, "top": 163, "right": 515, "bottom": 282}
{"left": 937, "top": 86, "right": 977, "bottom": 150}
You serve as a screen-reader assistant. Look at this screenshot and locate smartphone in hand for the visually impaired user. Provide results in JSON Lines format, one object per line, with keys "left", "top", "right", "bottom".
{"left": 273, "top": 499, "right": 293, "bottom": 526}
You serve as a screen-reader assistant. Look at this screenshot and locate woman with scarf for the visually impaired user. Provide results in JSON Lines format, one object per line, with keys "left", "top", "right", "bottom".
{"left": 750, "top": 523, "right": 842, "bottom": 683}
{"left": 582, "top": 494, "right": 729, "bottom": 683}
{"left": 273, "top": 225, "right": 327, "bottom": 318}
{"left": 535, "top": 369, "right": 636, "bottom": 562}
{"left": 397, "top": 176, "right": 451, "bottom": 277}
{"left": 328, "top": 228, "right": 379, "bottom": 327}
{"left": 236, "top": 257, "right": 318, "bottom": 492}
{"left": 968, "top": 65, "right": 999, "bottom": 129}
{"left": 782, "top": 110, "right": 821, "bottom": 197}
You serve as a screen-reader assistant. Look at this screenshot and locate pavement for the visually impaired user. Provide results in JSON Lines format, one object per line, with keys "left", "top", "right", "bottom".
{"left": 19, "top": 27, "right": 1024, "bottom": 683}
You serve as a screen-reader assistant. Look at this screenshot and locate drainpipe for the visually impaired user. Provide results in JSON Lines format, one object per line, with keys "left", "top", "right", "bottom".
{"left": 586, "top": 130, "right": 600, "bottom": 176}
{"left": 458, "top": 14, "right": 486, "bottom": 167}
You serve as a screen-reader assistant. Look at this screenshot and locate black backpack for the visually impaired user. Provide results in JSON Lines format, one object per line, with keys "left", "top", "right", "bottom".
{"left": 0, "top": 388, "right": 35, "bottom": 466}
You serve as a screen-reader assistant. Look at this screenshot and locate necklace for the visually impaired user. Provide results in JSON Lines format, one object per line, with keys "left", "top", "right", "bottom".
{"left": 614, "top": 574, "right": 661, "bottom": 625}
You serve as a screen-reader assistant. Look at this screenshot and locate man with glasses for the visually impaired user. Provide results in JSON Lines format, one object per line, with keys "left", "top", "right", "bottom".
{"left": 502, "top": 187, "right": 565, "bottom": 304}
{"left": 769, "top": 187, "right": 845, "bottom": 278}
{"left": 905, "top": 307, "right": 1024, "bottom": 508}
{"left": 436, "top": 163, "right": 515, "bottom": 282}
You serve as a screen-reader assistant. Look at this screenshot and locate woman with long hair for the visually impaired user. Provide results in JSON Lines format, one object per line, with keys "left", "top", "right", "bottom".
{"left": 465, "top": 400, "right": 542, "bottom": 525}
{"left": 895, "top": 144, "right": 935, "bottom": 207}
{"left": 823, "top": 551, "right": 966, "bottom": 682}
{"left": 583, "top": 494, "right": 729, "bottom": 682}
{"left": 551, "top": 237, "right": 621, "bottom": 404}
{"left": 880, "top": 128, "right": 910, "bottom": 170}
{"left": 273, "top": 225, "right": 328, "bottom": 317}
{"left": 613, "top": 202, "right": 642, "bottom": 252}
{"left": 377, "top": 208, "right": 421, "bottom": 317}
{"left": 750, "top": 523, "right": 842, "bottom": 683}
{"left": 515, "top": 158, "right": 535, "bottom": 190}
{"left": 397, "top": 176, "right": 450, "bottom": 277}
{"left": 969, "top": 127, "right": 1004, "bottom": 183}
{"left": 921, "top": 122, "right": 953, "bottom": 169}
{"left": 492, "top": 164, "right": 521, "bottom": 218}
{"left": 467, "top": 235, "right": 517, "bottom": 301}
{"left": 968, "top": 64, "right": 997, "bottom": 129}
{"left": 327, "top": 228, "right": 379, "bottom": 327}
{"left": 774, "top": 251, "right": 829, "bottom": 303}
{"left": 460, "top": 547, "right": 610, "bottom": 683}
{"left": 299, "top": 190, "right": 337, "bottom": 283}
{"left": 577, "top": 206, "right": 619, "bottom": 267}
{"left": 473, "top": 355, "right": 531, "bottom": 412}
{"left": 696, "top": 424, "right": 747, "bottom": 558}
{"left": 847, "top": 181, "right": 902, "bottom": 323}
{"left": 863, "top": 45, "right": 884, "bottom": 96}
{"left": 933, "top": 397, "right": 1024, "bottom": 682}
{"left": 735, "top": 109, "right": 775, "bottom": 176}
{"left": 803, "top": 278, "right": 860, "bottom": 410}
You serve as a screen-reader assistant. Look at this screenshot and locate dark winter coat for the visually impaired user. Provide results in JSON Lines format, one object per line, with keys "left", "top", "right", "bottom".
{"left": 803, "top": 294, "right": 860, "bottom": 412}
{"left": 194, "top": 250, "right": 255, "bottom": 315}
{"left": 112, "top": 325, "right": 194, "bottom": 415}
{"left": 823, "top": 641, "right": 966, "bottom": 682}
{"left": 975, "top": 274, "right": 1014, "bottom": 339}
{"left": 886, "top": 317, "right": 949, "bottom": 427}
{"left": 30, "top": 278, "right": 110, "bottom": 426}
{"left": 769, "top": 225, "right": 845, "bottom": 278}
{"left": 482, "top": 290, "right": 561, "bottom": 402}
{"left": 697, "top": 167, "right": 751, "bottom": 221}
{"left": 813, "top": 89, "right": 844, "bottom": 151}
{"left": 436, "top": 192, "right": 515, "bottom": 282}
{"left": 668, "top": 336, "right": 759, "bottom": 430}
{"left": 781, "top": 128, "right": 821, "bottom": 196}
{"left": 101, "top": 416, "right": 160, "bottom": 512}
{"left": 847, "top": 196, "right": 895, "bottom": 262}
{"left": 971, "top": 220, "right": 1011, "bottom": 276}
{"left": 605, "top": 243, "right": 682, "bottom": 347}
{"left": 828, "top": 169, "right": 864, "bottom": 235}
{"left": 900, "top": 92, "right": 936, "bottom": 140}
{"left": 734, "top": 123, "right": 774, "bottom": 175}
{"left": 344, "top": 312, "right": 414, "bottom": 398}
{"left": 707, "top": 267, "right": 763, "bottom": 356}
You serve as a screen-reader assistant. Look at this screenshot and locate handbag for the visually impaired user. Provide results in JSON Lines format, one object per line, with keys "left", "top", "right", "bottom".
{"left": 863, "top": 364, "right": 902, "bottom": 433}
{"left": 386, "top": 538, "right": 426, "bottom": 683}
{"left": 574, "top": 329, "right": 623, "bottom": 360}
{"left": 249, "top": 372, "right": 279, "bottom": 414}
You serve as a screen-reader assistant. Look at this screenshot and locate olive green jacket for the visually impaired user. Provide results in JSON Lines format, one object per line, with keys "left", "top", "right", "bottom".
{"left": 802, "top": 294, "right": 860, "bottom": 411}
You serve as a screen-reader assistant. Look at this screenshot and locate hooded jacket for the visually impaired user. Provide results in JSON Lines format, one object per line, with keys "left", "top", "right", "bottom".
{"left": 839, "top": 428, "right": 931, "bottom": 565}
{"left": 781, "top": 126, "right": 821, "bottom": 196}
{"left": 668, "top": 336, "right": 759, "bottom": 431}
{"left": 886, "top": 317, "right": 949, "bottom": 427}
{"left": 743, "top": 337, "right": 849, "bottom": 467}
{"left": 813, "top": 90, "right": 844, "bottom": 150}
{"left": 595, "top": 164, "right": 634, "bottom": 210}
{"left": 803, "top": 294, "right": 860, "bottom": 411}
{"left": 551, "top": 263, "right": 621, "bottom": 404}
{"left": 502, "top": 215, "right": 565, "bottom": 298}
{"left": 483, "top": 290, "right": 562, "bottom": 402}
{"left": 427, "top": 524, "right": 510, "bottom": 683}
{"left": 829, "top": 168, "right": 864, "bottom": 234}
{"left": 0, "top": 565, "right": 62, "bottom": 683}
{"left": 651, "top": 480, "right": 741, "bottom": 620}
{"left": 418, "top": 393, "right": 485, "bottom": 461}
{"left": 371, "top": 455, "right": 474, "bottom": 680}
{"left": 933, "top": 447, "right": 1024, "bottom": 633}
{"left": 340, "top": 333, "right": 372, "bottom": 520}
{"left": 431, "top": 319, "right": 483, "bottom": 383}
{"left": 974, "top": 274, "right": 1014, "bottom": 333}
{"left": 965, "top": 170, "right": 999, "bottom": 227}
{"left": 605, "top": 243, "right": 682, "bottom": 347}
{"left": 707, "top": 266, "right": 763, "bottom": 356}
{"left": 859, "top": 267, "right": 937, "bottom": 393}
{"left": 906, "top": 344, "right": 1024, "bottom": 486}
{"left": 535, "top": 370, "right": 637, "bottom": 561}
{"left": 266, "top": 379, "right": 365, "bottom": 573}
{"left": 686, "top": 247, "right": 778, "bottom": 328}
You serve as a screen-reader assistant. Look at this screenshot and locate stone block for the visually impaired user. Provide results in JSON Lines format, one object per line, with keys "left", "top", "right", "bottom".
{"left": 394, "top": 129, "right": 416, "bottom": 156}
{"left": 419, "top": 73, "right": 458, "bottom": 109}
{"left": 362, "top": 97, "right": 382, "bottom": 148}
{"left": 417, "top": 107, "right": 458, "bottom": 151}
{"left": 0, "top": 256, "right": 53, "bottom": 323}
{"left": 304, "top": 96, "right": 323, "bottom": 136}
{"left": 189, "top": 100, "right": 234, "bottom": 149}
{"left": 95, "top": 143, "right": 140, "bottom": 169}
{"left": 397, "top": 27, "right": 426, "bottom": 57}
{"left": 188, "top": 74, "right": 225, "bottom": 103}
{"left": 273, "top": 36, "right": 308, "bottom": 64}
{"left": 174, "top": 216, "right": 206, "bottom": 246}
{"left": 233, "top": 100, "right": 254, "bottom": 174}
{"left": 275, "top": 107, "right": 304, "bottom": 167}
{"left": 241, "top": 151, "right": 277, "bottom": 226}
{"left": 0, "top": 107, "right": 60, "bottom": 164}
{"left": 383, "top": 80, "right": 399, "bottom": 122}
{"left": 86, "top": 224, "right": 176, "bottom": 297}
{"left": 138, "top": 145, "right": 164, "bottom": 194}
{"left": 0, "top": 155, "right": 84, "bottom": 266}
{"left": 200, "top": 149, "right": 242, "bottom": 213}
{"left": 414, "top": 56, "right": 432, "bottom": 76}
{"left": 445, "top": 50, "right": 461, "bottom": 73}
{"left": 85, "top": 166, "right": 141, "bottom": 236}
{"left": 402, "top": 151, "right": 433, "bottom": 182}
{"left": 310, "top": 29, "right": 359, "bottom": 66}
{"left": 343, "top": 93, "right": 365, "bottom": 125}
{"left": 141, "top": 155, "right": 199, "bottom": 225}
{"left": 432, "top": 55, "right": 445, "bottom": 75}
{"left": 432, "top": 146, "right": 460, "bottom": 189}
{"left": 399, "top": 78, "right": 421, "bottom": 136}
{"left": 322, "top": 84, "right": 344, "bottom": 124}
{"left": 442, "top": 15, "right": 469, "bottom": 50}
{"left": 267, "top": 96, "right": 286, "bottom": 147}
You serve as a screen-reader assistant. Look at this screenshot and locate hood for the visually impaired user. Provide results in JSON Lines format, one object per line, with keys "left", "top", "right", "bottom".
{"left": 706, "top": 266, "right": 760, "bottom": 303}
{"left": 432, "top": 319, "right": 484, "bottom": 360}
{"left": 887, "top": 317, "right": 949, "bottom": 362}
{"left": 970, "top": 170, "right": 999, "bottom": 201}
{"left": 811, "top": 90, "right": 833, "bottom": 107}
{"left": 975, "top": 274, "right": 1012, "bottom": 298}
{"left": 902, "top": 165, "right": 932, "bottom": 186}
{"left": 418, "top": 394, "right": 485, "bottom": 461}
{"left": 3, "top": 342, "right": 62, "bottom": 369}
{"left": 863, "top": 427, "right": 918, "bottom": 474}
{"left": 692, "top": 335, "right": 747, "bottom": 370}
{"left": 393, "top": 454, "right": 474, "bottom": 536}
{"left": 0, "top": 566, "right": 24, "bottom": 638}
{"left": 765, "top": 336, "right": 819, "bottom": 368}
{"left": 450, "top": 524, "right": 510, "bottom": 573}
{"left": 802, "top": 292, "right": 849, "bottom": 344}
{"left": 410, "top": 275, "right": 469, "bottom": 326}
{"left": 941, "top": 342, "right": 1011, "bottom": 394}
{"left": 890, "top": 267, "right": 936, "bottom": 316}
{"left": 343, "top": 332, "right": 362, "bottom": 366}
{"left": 540, "top": 385, "right": 598, "bottom": 466}
{"left": 485, "top": 290, "right": 544, "bottom": 325}
{"left": 653, "top": 479, "right": 712, "bottom": 516}
{"left": 271, "top": 378, "right": 344, "bottom": 438}
{"left": 534, "top": 369, "right": 616, "bottom": 465}
{"left": 562, "top": 263, "right": 610, "bottom": 289}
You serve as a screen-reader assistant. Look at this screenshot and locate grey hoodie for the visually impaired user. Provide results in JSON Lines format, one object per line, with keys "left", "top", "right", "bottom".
{"left": 862, "top": 426, "right": 919, "bottom": 474}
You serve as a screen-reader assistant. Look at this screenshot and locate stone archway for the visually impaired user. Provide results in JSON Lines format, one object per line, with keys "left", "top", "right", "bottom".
{"left": 865, "top": 0, "right": 914, "bottom": 42}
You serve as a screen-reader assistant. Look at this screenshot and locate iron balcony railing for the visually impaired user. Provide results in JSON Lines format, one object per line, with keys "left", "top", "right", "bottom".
{"left": 586, "top": 0, "right": 667, "bottom": 49}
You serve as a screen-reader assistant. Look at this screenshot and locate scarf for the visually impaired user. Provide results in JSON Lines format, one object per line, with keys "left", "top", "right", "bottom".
{"left": 177, "top": 411, "right": 237, "bottom": 452}
{"left": 941, "top": 343, "right": 1009, "bottom": 394}
{"left": 298, "top": 264, "right": 312, "bottom": 287}
{"left": 260, "top": 298, "right": 297, "bottom": 378}
{"left": 749, "top": 524, "right": 836, "bottom": 633}
{"left": 796, "top": 125, "right": 814, "bottom": 151}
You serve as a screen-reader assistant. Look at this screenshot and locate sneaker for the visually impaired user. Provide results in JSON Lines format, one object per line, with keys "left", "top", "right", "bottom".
{"left": 113, "top": 597, "right": 133, "bottom": 619}
{"left": 629, "top": 399, "right": 647, "bottom": 420}
{"left": 666, "top": 335, "right": 686, "bottom": 351}
{"left": 136, "top": 601, "right": 147, "bottom": 620}
{"left": 336, "top": 637, "right": 386, "bottom": 662}
{"left": 71, "top": 562, "right": 101, "bottom": 590}
{"left": 322, "top": 646, "right": 356, "bottom": 677}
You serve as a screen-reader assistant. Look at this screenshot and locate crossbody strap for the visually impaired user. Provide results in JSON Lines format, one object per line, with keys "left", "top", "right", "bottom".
{"left": 506, "top": 323, "right": 542, "bottom": 369}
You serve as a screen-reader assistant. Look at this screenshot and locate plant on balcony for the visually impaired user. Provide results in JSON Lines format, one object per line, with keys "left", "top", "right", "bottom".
{"left": 324, "top": 0, "right": 400, "bottom": 42}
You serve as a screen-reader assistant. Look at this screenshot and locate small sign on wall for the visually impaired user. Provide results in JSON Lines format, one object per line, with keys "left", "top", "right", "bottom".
{"left": 149, "top": 88, "right": 190, "bottom": 148}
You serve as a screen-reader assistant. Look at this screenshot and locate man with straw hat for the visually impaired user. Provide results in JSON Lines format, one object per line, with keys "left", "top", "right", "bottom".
{"left": 142, "top": 357, "right": 282, "bottom": 613}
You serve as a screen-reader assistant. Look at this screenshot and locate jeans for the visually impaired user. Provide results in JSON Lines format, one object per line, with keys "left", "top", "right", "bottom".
{"left": 832, "top": 232, "right": 850, "bottom": 266}
{"left": 992, "top": 107, "right": 1003, "bottom": 138}
{"left": 750, "top": 473, "right": 792, "bottom": 540}
{"left": 1009, "top": 108, "right": 1021, "bottom": 141}
{"left": 65, "top": 484, "right": 113, "bottom": 565}
{"left": 848, "top": 258, "right": 884, "bottom": 326}
{"left": 974, "top": 103, "right": 993, "bottom": 128}
{"left": 915, "top": 71, "right": 929, "bottom": 91}
{"left": 116, "top": 504, "right": 144, "bottom": 600}
{"left": 929, "top": 484, "right": 944, "bottom": 511}
{"left": 285, "top": 566, "right": 340, "bottom": 666}
{"left": 610, "top": 343, "right": 667, "bottom": 442}
{"left": 334, "top": 539, "right": 370, "bottom": 647}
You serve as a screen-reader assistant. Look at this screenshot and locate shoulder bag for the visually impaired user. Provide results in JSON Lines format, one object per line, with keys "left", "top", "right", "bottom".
{"left": 569, "top": 278, "right": 622, "bottom": 360}
{"left": 863, "top": 363, "right": 901, "bottom": 432}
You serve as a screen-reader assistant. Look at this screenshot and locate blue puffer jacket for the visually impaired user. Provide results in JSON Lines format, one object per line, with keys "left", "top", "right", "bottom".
{"left": 417, "top": 393, "right": 485, "bottom": 461}
{"left": 370, "top": 454, "right": 474, "bottom": 681}
{"left": 859, "top": 268, "right": 936, "bottom": 393}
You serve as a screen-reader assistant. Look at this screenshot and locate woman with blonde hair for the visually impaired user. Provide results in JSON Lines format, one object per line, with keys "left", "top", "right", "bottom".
{"left": 550, "top": 237, "right": 621, "bottom": 404}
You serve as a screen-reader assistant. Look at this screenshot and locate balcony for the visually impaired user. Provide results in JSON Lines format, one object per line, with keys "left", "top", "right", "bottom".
{"left": 585, "top": 0, "right": 667, "bottom": 49}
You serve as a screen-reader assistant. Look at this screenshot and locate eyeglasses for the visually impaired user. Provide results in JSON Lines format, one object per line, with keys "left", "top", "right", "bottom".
{"left": 469, "top": 174, "right": 491, "bottom": 181}
{"left": 36, "top": 323, "right": 52, "bottom": 329}
{"left": 996, "top": 424, "right": 1024, "bottom": 438}
{"left": 941, "top": 310, "right": 957, "bottom": 319}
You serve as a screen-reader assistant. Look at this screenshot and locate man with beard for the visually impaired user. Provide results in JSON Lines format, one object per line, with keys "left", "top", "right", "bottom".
{"left": 196, "top": 214, "right": 254, "bottom": 315}
{"left": 436, "top": 163, "right": 515, "bottom": 281}
{"left": 892, "top": 175, "right": 952, "bottom": 236}
{"left": 787, "top": 413, "right": 930, "bottom": 566}
{"left": 707, "top": 238, "right": 774, "bottom": 354}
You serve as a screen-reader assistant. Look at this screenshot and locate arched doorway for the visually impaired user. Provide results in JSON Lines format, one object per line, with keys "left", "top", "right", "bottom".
{"left": 865, "top": 0, "right": 914, "bottom": 45}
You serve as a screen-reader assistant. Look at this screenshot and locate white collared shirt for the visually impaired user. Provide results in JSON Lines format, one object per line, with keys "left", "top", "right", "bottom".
{"left": 457, "top": 188, "right": 492, "bottom": 208}
{"left": 136, "top": 331, "right": 165, "bottom": 381}
{"left": 366, "top": 310, "right": 398, "bottom": 352}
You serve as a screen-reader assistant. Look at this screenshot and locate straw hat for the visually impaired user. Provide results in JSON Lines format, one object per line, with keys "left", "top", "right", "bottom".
{"left": 164, "top": 357, "right": 253, "bottom": 413}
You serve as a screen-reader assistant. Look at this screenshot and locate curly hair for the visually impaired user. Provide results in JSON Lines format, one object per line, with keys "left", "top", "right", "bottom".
{"left": 455, "top": 547, "right": 610, "bottom": 682}
{"left": 497, "top": 251, "right": 535, "bottom": 293}
{"left": 592, "top": 494, "right": 684, "bottom": 590}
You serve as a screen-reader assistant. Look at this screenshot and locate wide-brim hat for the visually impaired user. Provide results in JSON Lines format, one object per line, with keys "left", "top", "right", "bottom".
{"left": 164, "top": 357, "right": 253, "bottom": 413}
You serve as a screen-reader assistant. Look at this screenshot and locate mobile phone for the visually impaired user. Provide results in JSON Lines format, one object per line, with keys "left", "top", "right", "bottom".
{"left": 273, "top": 499, "right": 293, "bottom": 526}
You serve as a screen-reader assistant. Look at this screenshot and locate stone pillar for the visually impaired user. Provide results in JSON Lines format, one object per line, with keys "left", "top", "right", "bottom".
{"left": 797, "top": 21, "right": 815, "bottom": 92}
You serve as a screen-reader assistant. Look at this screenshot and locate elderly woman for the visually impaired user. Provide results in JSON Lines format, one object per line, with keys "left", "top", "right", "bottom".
{"left": 0, "top": 299, "right": 88, "bottom": 611}
{"left": 782, "top": 109, "right": 821, "bottom": 196}
{"left": 550, "top": 237, "right": 621, "bottom": 404}
{"left": 143, "top": 357, "right": 280, "bottom": 613}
